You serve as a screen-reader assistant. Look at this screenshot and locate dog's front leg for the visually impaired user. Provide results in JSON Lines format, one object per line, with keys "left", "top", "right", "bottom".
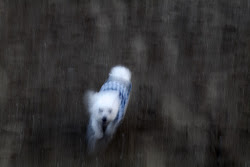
{"left": 105, "top": 121, "right": 118, "bottom": 137}
{"left": 91, "top": 119, "right": 103, "bottom": 139}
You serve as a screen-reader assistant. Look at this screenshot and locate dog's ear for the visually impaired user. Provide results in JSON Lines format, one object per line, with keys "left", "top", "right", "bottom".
{"left": 84, "top": 90, "right": 98, "bottom": 111}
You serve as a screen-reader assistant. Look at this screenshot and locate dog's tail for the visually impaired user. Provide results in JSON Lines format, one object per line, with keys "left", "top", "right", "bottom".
{"left": 109, "top": 65, "right": 131, "bottom": 82}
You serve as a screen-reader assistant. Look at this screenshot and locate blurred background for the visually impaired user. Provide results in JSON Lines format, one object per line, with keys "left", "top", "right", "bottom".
{"left": 0, "top": 0, "right": 250, "bottom": 166}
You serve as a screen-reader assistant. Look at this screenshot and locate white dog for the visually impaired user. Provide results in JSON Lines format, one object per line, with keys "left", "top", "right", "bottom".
{"left": 85, "top": 65, "right": 132, "bottom": 153}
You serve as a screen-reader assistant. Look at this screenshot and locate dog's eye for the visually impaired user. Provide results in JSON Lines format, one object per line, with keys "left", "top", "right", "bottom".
{"left": 108, "top": 109, "right": 112, "bottom": 113}
{"left": 99, "top": 109, "right": 103, "bottom": 113}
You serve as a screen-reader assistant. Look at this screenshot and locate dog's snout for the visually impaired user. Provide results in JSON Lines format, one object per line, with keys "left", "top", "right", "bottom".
{"left": 102, "top": 117, "right": 107, "bottom": 122}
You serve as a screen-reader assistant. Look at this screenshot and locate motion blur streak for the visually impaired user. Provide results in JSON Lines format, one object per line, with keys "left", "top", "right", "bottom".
{"left": 0, "top": 0, "right": 249, "bottom": 167}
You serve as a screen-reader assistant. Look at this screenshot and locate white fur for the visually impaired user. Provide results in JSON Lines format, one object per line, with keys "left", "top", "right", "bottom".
{"left": 85, "top": 65, "right": 131, "bottom": 153}
{"left": 109, "top": 65, "right": 131, "bottom": 82}
{"left": 88, "top": 91, "right": 120, "bottom": 138}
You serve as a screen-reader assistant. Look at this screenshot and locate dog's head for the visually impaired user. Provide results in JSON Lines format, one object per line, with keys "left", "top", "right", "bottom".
{"left": 88, "top": 91, "right": 120, "bottom": 124}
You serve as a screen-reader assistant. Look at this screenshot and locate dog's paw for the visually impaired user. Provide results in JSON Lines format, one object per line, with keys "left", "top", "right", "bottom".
{"left": 87, "top": 136, "right": 97, "bottom": 154}
{"left": 94, "top": 131, "right": 103, "bottom": 139}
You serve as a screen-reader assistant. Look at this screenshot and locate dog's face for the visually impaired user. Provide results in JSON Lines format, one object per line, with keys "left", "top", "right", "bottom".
{"left": 90, "top": 91, "right": 120, "bottom": 125}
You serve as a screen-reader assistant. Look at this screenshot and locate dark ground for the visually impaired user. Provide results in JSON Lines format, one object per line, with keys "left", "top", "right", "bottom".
{"left": 0, "top": 0, "right": 250, "bottom": 166}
